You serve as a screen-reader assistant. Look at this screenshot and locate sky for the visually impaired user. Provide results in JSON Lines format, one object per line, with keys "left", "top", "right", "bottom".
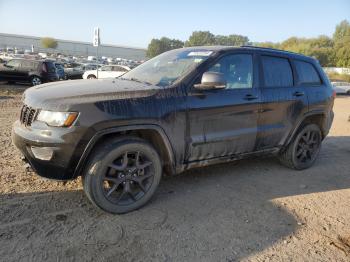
{"left": 0, "top": 0, "right": 349, "bottom": 48}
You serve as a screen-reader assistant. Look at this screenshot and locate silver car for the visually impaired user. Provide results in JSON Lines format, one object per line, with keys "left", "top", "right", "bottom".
{"left": 332, "top": 81, "right": 350, "bottom": 94}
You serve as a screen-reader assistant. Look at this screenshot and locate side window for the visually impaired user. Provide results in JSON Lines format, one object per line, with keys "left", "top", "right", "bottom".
{"left": 44, "top": 62, "right": 56, "bottom": 73}
{"left": 207, "top": 54, "right": 253, "bottom": 89}
{"left": 102, "top": 66, "right": 112, "bottom": 71}
{"left": 294, "top": 60, "right": 321, "bottom": 85}
{"left": 6, "top": 60, "right": 20, "bottom": 68}
{"left": 115, "top": 66, "right": 128, "bottom": 72}
{"left": 262, "top": 56, "right": 293, "bottom": 87}
{"left": 21, "top": 61, "right": 34, "bottom": 68}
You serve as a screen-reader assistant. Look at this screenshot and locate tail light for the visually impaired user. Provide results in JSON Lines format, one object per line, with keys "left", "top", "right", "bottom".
{"left": 42, "top": 63, "right": 47, "bottom": 73}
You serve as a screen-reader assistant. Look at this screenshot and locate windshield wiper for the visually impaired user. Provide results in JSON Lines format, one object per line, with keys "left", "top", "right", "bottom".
{"left": 120, "top": 77, "right": 152, "bottom": 86}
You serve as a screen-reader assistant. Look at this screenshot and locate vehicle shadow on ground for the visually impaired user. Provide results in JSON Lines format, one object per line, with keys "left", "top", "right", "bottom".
{"left": 0, "top": 136, "right": 349, "bottom": 261}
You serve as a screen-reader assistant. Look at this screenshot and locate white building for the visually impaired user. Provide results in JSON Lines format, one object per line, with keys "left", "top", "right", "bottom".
{"left": 0, "top": 33, "right": 146, "bottom": 61}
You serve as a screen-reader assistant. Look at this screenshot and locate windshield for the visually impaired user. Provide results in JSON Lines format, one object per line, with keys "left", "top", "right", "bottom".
{"left": 121, "top": 49, "right": 213, "bottom": 87}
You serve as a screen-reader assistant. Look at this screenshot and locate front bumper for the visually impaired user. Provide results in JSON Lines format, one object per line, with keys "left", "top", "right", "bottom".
{"left": 12, "top": 120, "right": 83, "bottom": 180}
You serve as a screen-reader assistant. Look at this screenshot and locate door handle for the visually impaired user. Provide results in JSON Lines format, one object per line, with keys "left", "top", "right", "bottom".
{"left": 293, "top": 91, "right": 305, "bottom": 97}
{"left": 244, "top": 94, "right": 258, "bottom": 100}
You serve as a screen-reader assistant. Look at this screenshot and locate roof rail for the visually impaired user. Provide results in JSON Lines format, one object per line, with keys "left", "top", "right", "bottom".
{"left": 240, "top": 45, "right": 301, "bottom": 56}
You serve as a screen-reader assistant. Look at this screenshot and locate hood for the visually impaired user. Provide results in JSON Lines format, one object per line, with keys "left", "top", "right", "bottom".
{"left": 24, "top": 78, "right": 160, "bottom": 110}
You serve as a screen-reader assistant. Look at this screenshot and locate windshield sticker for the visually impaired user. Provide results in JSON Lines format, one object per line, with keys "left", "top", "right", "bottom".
{"left": 187, "top": 51, "right": 213, "bottom": 57}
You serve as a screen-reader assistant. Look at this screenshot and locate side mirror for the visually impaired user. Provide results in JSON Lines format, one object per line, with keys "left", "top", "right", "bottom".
{"left": 194, "top": 72, "right": 226, "bottom": 90}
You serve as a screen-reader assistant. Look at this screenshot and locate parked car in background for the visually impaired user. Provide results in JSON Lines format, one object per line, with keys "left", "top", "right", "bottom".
{"left": 81, "top": 63, "right": 101, "bottom": 71}
{"left": 54, "top": 63, "right": 66, "bottom": 80}
{"left": 12, "top": 46, "right": 334, "bottom": 214}
{"left": 0, "top": 59, "right": 58, "bottom": 85}
{"left": 82, "top": 64, "right": 130, "bottom": 79}
{"left": 331, "top": 81, "right": 350, "bottom": 94}
{"left": 63, "top": 62, "right": 84, "bottom": 79}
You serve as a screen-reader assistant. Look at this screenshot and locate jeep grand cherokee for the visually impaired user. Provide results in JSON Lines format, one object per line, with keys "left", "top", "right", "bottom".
{"left": 12, "top": 46, "right": 334, "bottom": 214}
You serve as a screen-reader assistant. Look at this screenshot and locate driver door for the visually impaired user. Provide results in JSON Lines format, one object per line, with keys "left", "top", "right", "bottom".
{"left": 185, "top": 53, "right": 260, "bottom": 162}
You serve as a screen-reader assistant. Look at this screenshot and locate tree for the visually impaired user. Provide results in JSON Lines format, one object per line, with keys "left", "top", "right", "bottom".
{"left": 185, "top": 31, "right": 216, "bottom": 47}
{"left": 41, "top": 37, "right": 58, "bottom": 49}
{"left": 255, "top": 41, "right": 281, "bottom": 49}
{"left": 278, "top": 36, "right": 335, "bottom": 66}
{"left": 146, "top": 37, "right": 184, "bottom": 58}
{"left": 333, "top": 20, "right": 350, "bottom": 67}
{"left": 215, "top": 34, "right": 250, "bottom": 46}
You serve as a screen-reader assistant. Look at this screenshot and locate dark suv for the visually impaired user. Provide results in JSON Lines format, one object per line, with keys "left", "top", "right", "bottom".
{"left": 12, "top": 46, "right": 334, "bottom": 214}
{"left": 0, "top": 59, "right": 58, "bottom": 86}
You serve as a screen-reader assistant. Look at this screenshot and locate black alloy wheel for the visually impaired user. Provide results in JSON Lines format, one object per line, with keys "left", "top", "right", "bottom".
{"left": 83, "top": 138, "right": 162, "bottom": 214}
{"left": 102, "top": 151, "right": 154, "bottom": 205}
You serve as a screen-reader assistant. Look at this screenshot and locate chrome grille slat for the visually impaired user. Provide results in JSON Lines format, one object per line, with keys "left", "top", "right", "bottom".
{"left": 20, "top": 105, "right": 36, "bottom": 126}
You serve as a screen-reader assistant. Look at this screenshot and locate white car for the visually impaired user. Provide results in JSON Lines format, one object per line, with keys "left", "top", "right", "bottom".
{"left": 83, "top": 65, "right": 130, "bottom": 79}
{"left": 332, "top": 81, "right": 350, "bottom": 95}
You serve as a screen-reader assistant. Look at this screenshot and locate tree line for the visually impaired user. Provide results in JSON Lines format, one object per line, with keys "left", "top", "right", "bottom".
{"left": 146, "top": 20, "right": 350, "bottom": 67}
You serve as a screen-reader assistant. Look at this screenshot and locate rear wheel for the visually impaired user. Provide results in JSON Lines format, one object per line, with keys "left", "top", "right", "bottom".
{"left": 279, "top": 124, "right": 322, "bottom": 170}
{"left": 87, "top": 75, "right": 96, "bottom": 79}
{"left": 31, "top": 76, "right": 42, "bottom": 86}
{"left": 83, "top": 138, "right": 162, "bottom": 214}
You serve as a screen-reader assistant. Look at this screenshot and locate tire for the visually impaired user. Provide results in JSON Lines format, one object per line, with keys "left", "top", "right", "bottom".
{"left": 83, "top": 137, "right": 162, "bottom": 214}
{"left": 87, "top": 75, "right": 96, "bottom": 79}
{"left": 30, "top": 76, "right": 42, "bottom": 86}
{"left": 279, "top": 124, "right": 322, "bottom": 170}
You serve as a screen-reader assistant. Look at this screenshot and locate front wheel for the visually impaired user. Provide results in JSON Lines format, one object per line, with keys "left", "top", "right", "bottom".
{"left": 279, "top": 124, "right": 322, "bottom": 170}
{"left": 87, "top": 75, "right": 96, "bottom": 79}
{"left": 83, "top": 138, "right": 162, "bottom": 214}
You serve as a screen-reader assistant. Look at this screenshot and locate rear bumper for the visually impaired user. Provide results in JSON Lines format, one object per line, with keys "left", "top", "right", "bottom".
{"left": 43, "top": 73, "right": 59, "bottom": 82}
{"left": 323, "top": 109, "right": 334, "bottom": 137}
{"left": 12, "top": 120, "right": 83, "bottom": 180}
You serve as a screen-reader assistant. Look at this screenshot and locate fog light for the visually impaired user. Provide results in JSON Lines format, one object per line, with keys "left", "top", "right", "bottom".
{"left": 31, "top": 146, "right": 54, "bottom": 161}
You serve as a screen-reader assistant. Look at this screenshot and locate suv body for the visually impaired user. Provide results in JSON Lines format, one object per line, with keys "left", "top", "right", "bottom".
{"left": 12, "top": 46, "right": 334, "bottom": 213}
{"left": 0, "top": 59, "right": 58, "bottom": 86}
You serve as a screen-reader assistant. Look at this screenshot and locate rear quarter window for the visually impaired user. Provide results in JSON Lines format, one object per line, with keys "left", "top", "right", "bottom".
{"left": 294, "top": 60, "right": 321, "bottom": 85}
{"left": 44, "top": 62, "right": 57, "bottom": 73}
{"left": 262, "top": 56, "right": 293, "bottom": 88}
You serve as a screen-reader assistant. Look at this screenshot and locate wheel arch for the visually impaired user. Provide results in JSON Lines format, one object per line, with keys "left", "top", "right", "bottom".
{"left": 74, "top": 124, "right": 176, "bottom": 177}
{"left": 87, "top": 74, "right": 96, "bottom": 79}
{"left": 284, "top": 111, "right": 328, "bottom": 147}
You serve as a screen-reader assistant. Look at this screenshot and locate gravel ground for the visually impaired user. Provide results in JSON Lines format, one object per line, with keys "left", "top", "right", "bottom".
{"left": 0, "top": 83, "right": 350, "bottom": 262}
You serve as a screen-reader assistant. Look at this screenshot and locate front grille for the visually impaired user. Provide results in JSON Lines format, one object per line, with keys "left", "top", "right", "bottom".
{"left": 20, "top": 105, "right": 37, "bottom": 126}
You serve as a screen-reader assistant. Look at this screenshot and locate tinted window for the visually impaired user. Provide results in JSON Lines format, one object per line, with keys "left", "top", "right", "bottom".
{"left": 262, "top": 56, "right": 293, "bottom": 87}
{"left": 44, "top": 62, "right": 56, "bottom": 73}
{"left": 207, "top": 54, "right": 253, "bottom": 89}
{"left": 294, "top": 60, "right": 321, "bottom": 85}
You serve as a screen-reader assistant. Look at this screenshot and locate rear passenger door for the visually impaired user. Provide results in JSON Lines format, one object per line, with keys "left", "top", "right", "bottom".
{"left": 256, "top": 54, "right": 308, "bottom": 150}
{"left": 293, "top": 60, "right": 330, "bottom": 114}
{"left": 17, "top": 60, "right": 33, "bottom": 80}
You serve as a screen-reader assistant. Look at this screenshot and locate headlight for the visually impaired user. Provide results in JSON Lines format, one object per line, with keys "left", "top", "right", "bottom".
{"left": 36, "top": 110, "right": 78, "bottom": 127}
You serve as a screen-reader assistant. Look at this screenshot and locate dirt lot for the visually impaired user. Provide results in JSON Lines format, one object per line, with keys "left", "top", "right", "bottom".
{"left": 0, "top": 83, "right": 349, "bottom": 262}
